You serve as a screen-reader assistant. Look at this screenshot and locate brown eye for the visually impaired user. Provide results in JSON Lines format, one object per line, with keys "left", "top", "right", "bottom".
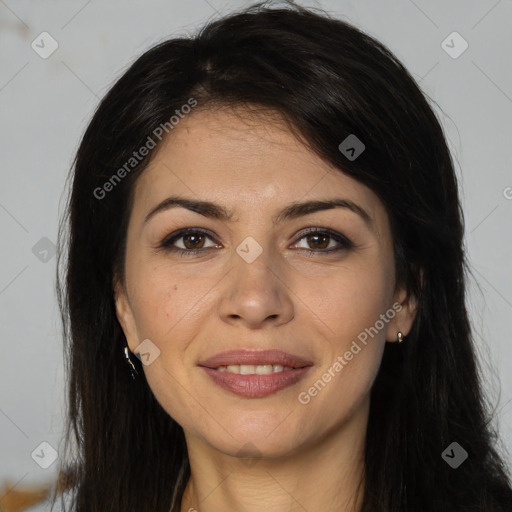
{"left": 294, "top": 228, "right": 353, "bottom": 254}
{"left": 182, "top": 233, "right": 206, "bottom": 250}
{"left": 159, "top": 228, "right": 219, "bottom": 255}
{"left": 305, "top": 233, "right": 330, "bottom": 250}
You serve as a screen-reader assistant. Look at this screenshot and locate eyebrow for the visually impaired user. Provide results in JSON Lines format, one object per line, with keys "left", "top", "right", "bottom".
{"left": 144, "top": 195, "right": 373, "bottom": 228}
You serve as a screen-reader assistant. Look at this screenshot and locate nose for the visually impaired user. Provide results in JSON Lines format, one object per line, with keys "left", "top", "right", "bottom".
{"left": 217, "top": 247, "right": 295, "bottom": 329}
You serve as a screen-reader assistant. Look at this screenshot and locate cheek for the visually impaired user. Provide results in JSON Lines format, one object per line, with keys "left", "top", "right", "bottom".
{"left": 127, "top": 258, "right": 209, "bottom": 341}
{"left": 126, "top": 262, "right": 211, "bottom": 429}
{"left": 308, "top": 341, "right": 385, "bottom": 435}
{"left": 296, "top": 255, "right": 391, "bottom": 403}
{"left": 301, "top": 255, "right": 393, "bottom": 344}
{"left": 297, "top": 292, "right": 388, "bottom": 436}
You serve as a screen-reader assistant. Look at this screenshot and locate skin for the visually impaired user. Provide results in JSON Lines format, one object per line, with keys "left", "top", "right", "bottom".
{"left": 114, "top": 106, "right": 417, "bottom": 512}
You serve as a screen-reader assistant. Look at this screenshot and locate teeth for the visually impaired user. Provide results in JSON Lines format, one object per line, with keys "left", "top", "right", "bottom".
{"left": 217, "top": 364, "right": 295, "bottom": 374}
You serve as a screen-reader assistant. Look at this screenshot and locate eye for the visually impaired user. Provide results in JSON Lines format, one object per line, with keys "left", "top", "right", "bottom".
{"left": 158, "top": 228, "right": 219, "bottom": 255}
{"left": 157, "top": 227, "right": 353, "bottom": 257}
{"left": 293, "top": 228, "right": 353, "bottom": 254}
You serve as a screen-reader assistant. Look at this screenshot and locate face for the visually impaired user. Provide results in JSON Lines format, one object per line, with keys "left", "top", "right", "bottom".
{"left": 114, "top": 106, "right": 417, "bottom": 459}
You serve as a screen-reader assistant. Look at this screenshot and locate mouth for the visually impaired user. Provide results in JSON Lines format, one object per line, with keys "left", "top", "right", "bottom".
{"left": 198, "top": 349, "right": 313, "bottom": 398}
{"left": 198, "top": 348, "right": 313, "bottom": 369}
{"left": 215, "top": 364, "right": 298, "bottom": 374}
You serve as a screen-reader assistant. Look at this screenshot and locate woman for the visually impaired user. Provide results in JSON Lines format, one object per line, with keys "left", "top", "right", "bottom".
{"left": 53, "top": 1, "right": 512, "bottom": 511}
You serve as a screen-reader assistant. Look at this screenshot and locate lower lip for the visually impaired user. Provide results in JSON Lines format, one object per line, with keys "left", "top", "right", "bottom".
{"left": 200, "top": 366, "right": 312, "bottom": 398}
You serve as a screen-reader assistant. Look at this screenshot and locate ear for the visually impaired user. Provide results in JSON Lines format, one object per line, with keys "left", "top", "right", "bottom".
{"left": 384, "top": 281, "right": 419, "bottom": 343}
{"left": 113, "top": 276, "right": 140, "bottom": 352}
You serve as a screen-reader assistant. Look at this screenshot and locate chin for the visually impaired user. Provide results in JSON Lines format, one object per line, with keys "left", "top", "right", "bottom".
{"left": 196, "top": 410, "right": 310, "bottom": 460}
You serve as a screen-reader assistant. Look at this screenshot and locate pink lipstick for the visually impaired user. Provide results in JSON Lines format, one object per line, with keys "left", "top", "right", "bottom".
{"left": 198, "top": 349, "right": 313, "bottom": 398}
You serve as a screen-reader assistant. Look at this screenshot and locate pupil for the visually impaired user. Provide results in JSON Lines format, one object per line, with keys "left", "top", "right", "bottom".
{"left": 308, "top": 234, "right": 328, "bottom": 249}
{"left": 185, "top": 234, "right": 204, "bottom": 249}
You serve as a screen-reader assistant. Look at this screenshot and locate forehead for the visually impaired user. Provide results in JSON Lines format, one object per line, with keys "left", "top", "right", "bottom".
{"left": 131, "top": 107, "right": 384, "bottom": 224}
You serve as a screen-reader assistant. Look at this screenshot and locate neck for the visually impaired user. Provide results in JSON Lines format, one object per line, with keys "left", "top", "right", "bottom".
{"left": 179, "top": 400, "right": 368, "bottom": 512}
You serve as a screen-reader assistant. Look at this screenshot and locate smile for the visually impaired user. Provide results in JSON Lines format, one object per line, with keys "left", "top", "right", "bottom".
{"left": 198, "top": 349, "right": 313, "bottom": 398}
{"left": 217, "top": 364, "right": 293, "bottom": 374}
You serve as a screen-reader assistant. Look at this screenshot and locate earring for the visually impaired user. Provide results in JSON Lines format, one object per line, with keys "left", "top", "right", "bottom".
{"left": 397, "top": 331, "right": 405, "bottom": 344}
{"left": 124, "top": 345, "right": 139, "bottom": 379}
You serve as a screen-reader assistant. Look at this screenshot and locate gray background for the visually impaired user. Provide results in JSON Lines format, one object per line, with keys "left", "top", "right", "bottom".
{"left": 1, "top": 1, "right": 511, "bottom": 509}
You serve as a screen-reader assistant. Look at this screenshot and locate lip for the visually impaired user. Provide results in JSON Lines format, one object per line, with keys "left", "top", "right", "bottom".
{"left": 201, "top": 367, "right": 312, "bottom": 398}
{"left": 198, "top": 349, "right": 313, "bottom": 398}
{"left": 198, "top": 349, "right": 313, "bottom": 369}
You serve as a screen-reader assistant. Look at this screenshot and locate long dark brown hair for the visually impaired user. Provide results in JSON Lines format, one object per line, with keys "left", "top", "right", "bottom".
{"left": 54, "top": 1, "right": 512, "bottom": 510}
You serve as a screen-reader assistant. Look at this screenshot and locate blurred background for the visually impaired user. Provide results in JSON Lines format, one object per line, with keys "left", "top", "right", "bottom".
{"left": 1, "top": 0, "right": 511, "bottom": 510}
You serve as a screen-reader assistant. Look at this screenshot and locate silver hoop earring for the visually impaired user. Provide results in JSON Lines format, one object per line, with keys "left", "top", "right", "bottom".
{"left": 124, "top": 345, "right": 139, "bottom": 379}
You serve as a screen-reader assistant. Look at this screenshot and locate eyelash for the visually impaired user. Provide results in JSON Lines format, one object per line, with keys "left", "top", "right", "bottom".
{"left": 157, "top": 227, "right": 354, "bottom": 257}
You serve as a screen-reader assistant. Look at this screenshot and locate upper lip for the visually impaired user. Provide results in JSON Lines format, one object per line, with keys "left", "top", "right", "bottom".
{"left": 198, "top": 349, "right": 313, "bottom": 369}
